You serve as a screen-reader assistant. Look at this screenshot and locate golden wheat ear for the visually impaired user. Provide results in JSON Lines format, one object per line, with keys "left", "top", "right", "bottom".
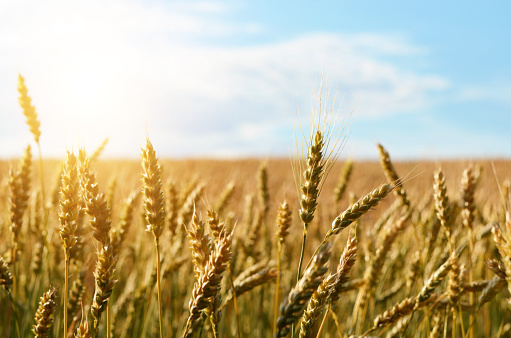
{"left": 33, "top": 287, "right": 57, "bottom": 338}
{"left": 17, "top": 74, "right": 41, "bottom": 144}
{"left": 0, "top": 257, "right": 13, "bottom": 291}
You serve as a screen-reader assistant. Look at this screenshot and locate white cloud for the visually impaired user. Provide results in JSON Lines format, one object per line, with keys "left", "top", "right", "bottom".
{"left": 0, "top": 0, "right": 450, "bottom": 158}
{"left": 456, "top": 84, "right": 511, "bottom": 105}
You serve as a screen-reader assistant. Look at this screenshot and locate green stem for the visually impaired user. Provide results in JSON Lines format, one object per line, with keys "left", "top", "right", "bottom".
{"left": 155, "top": 238, "right": 163, "bottom": 338}
{"left": 7, "top": 291, "right": 21, "bottom": 338}
{"left": 293, "top": 223, "right": 308, "bottom": 337}
{"left": 297, "top": 224, "right": 308, "bottom": 281}
{"left": 64, "top": 251, "right": 69, "bottom": 338}
{"left": 107, "top": 299, "right": 112, "bottom": 338}
{"left": 273, "top": 243, "right": 282, "bottom": 336}
{"left": 226, "top": 263, "right": 241, "bottom": 338}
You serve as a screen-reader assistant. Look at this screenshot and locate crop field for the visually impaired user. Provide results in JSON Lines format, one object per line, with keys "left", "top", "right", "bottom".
{"left": 1, "top": 77, "right": 511, "bottom": 338}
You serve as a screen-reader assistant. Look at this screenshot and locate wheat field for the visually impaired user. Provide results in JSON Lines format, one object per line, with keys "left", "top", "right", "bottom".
{"left": 1, "top": 76, "right": 511, "bottom": 337}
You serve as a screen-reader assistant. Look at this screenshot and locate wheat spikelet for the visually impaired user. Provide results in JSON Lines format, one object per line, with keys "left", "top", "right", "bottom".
{"left": 461, "top": 167, "right": 476, "bottom": 230}
{"left": 90, "top": 137, "right": 109, "bottom": 162}
{"left": 0, "top": 256, "right": 13, "bottom": 291}
{"left": 243, "top": 194, "right": 255, "bottom": 229}
{"left": 30, "top": 239, "right": 44, "bottom": 275}
{"left": 276, "top": 201, "right": 293, "bottom": 245}
{"left": 247, "top": 206, "right": 266, "bottom": 256}
{"left": 298, "top": 130, "right": 325, "bottom": 225}
{"left": 106, "top": 177, "right": 117, "bottom": 213}
{"left": 78, "top": 149, "right": 111, "bottom": 245}
{"left": 329, "top": 183, "right": 394, "bottom": 237}
{"left": 91, "top": 244, "right": 117, "bottom": 330}
{"left": 334, "top": 158, "right": 353, "bottom": 203}
{"left": 415, "top": 255, "right": 454, "bottom": 309}
{"left": 9, "top": 145, "right": 32, "bottom": 245}
{"left": 17, "top": 74, "right": 41, "bottom": 143}
{"left": 166, "top": 179, "right": 179, "bottom": 235}
{"left": 206, "top": 209, "right": 223, "bottom": 240}
{"left": 178, "top": 183, "right": 205, "bottom": 226}
{"left": 492, "top": 214, "right": 511, "bottom": 295}
{"left": 487, "top": 258, "right": 507, "bottom": 279}
{"left": 462, "top": 279, "right": 492, "bottom": 292}
{"left": 75, "top": 320, "right": 91, "bottom": 338}
{"left": 222, "top": 264, "right": 278, "bottom": 309}
{"left": 377, "top": 144, "right": 410, "bottom": 207}
{"left": 258, "top": 162, "right": 270, "bottom": 216}
{"left": 405, "top": 250, "right": 421, "bottom": 290}
{"left": 299, "top": 273, "right": 335, "bottom": 338}
{"left": 434, "top": 169, "right": 452, "bottom": 250}
{"left": 48, "top": 164, "right": 64, "bottom": 208}
{"left": 235, "top": 260, "right": 270, "bottom": 284}
{"left": 364, "top": 216, "right": 407, "bottom": 291}
{"left": 186, "top": 210, "right": 211, "bottom": 279}
{"left": 59, "top": 152, "right": 79, "bottom": 252}
{"left": 477, "top": 276, "right": 506, "bottom": 310}
{"left": 447, "top": 258, "right": 462, "bottom": 305}
{"left": 385, "top": 315, "right": 411, "bottom": 338}
{"left": 111, "top": 191, "right": 140, "bottom": 257}
{"left": 30, "top": 190, "right": 43, "bottom": 236}
{"left": 328, "top": 235, "right": 358, "bottom": 303}
{"left": 373, "top": 297, "right": 415, "bottom": 329}
{"left": 141, "top": 138, "right": 165, "bottom": 239}
{"left": 215, "top": 181, "right": 235, "bottom": 215}
{"left": 33, "top": 286, "right": 57, "bottom": 337}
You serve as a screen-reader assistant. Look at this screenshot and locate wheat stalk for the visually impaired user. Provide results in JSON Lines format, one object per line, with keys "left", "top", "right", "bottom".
{"left": 59, "top": 151, "right": 80, "bottom": 337}
{"left": 141, "top": 138, "right": 165, "bottom": 338}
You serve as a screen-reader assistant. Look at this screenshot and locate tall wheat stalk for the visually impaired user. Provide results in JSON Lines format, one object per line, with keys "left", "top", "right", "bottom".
{"left": 58, "top": 152, "right": 79, "bottom": 338}
{"left": 141, "top": 138, "right": 165, "bottom": 338}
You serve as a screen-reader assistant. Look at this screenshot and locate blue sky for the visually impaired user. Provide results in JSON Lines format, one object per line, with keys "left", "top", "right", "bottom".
{"left": 1, "top": 0, "right": 510, "bottom": 159}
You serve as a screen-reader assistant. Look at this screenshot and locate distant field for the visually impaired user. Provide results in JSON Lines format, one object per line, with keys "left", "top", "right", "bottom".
{"left": 1, "top": 155, "right": 511, "bottom": 337}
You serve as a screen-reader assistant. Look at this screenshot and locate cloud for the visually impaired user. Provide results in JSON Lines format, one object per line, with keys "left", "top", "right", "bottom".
{"left": 0, "top": 0, "right": 450, "bottom": 158}
{"left": 456, "top": 84, "right": 511, "bottom": 105}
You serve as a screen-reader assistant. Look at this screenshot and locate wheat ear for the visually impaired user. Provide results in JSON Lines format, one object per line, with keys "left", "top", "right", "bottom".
{"left": 334, "top": 158, "right": 353, "bottom": 203}
{"left": 17, "top": 74, "right": 45, "bottom": 203}
{"left": 90, "top": 137, "right": 109, "bottom": 162}
{"left": 377, "top": 143, "right": 410, "bottom": 207}
{"left": 492, "top": 215, "right": 511, "bottom": 296}
{"left": 301, "top": 236, "right": 357, "bottom": 338}
{"left": 59, "top": 151, "right": 80, "bottom": 337}
{"left": 8, "top": 144, "right": 32, "bottom": 298}
{"left": 183, "top": 227, "right": 234, "bottom": 337}
{"left": 275, "top": 242, "right": 331, "bottom": 337}
{"left": 0, "top": 256, "right": 13, "bottom": 291}
{"left": 33, "top": 287, "right": 57, "bottom": 338}
{"left": 329, "top": 183, "right": 394, "bottom": 237}
{"left": 434, "top": 168, "right": 453, "bottom": 253}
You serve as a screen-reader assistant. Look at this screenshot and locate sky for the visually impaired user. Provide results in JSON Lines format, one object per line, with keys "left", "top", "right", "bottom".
{"left": 1, "top": 0, "right": 511, "bottom": 160}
